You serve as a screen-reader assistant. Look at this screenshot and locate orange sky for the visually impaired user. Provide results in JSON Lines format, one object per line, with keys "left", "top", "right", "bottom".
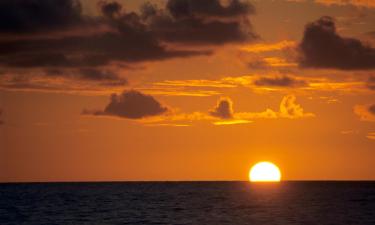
{"left": 0, "top": 0, "right": 375, "bottom": 182}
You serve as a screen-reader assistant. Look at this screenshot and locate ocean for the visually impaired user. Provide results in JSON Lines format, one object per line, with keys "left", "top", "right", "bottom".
{"left": 1, "top": 181, "right": 374, "bottom": 225}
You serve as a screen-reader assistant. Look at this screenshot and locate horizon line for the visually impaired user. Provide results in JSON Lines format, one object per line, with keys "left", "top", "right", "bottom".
{"left": 1, "top": 179, "right": 375, "bottom": 184}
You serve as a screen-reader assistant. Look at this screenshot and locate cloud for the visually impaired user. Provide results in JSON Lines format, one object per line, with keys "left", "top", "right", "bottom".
{"left": 314, "top": 0, "right": 375, "bottom": 8}
{"left": 142, "top": 0, "right": 258, "bottom": 45}
{"left": 145, "top": 95, "right": 314, "bottom": 126}
{"left": 87, "top": 94, "right": 313, "bottom": 126}
{"left": 367, "top": 76, "right": 375, "bottom": 90}
{"left": 236, "top": 95, "right": 315, "bottom": 120}
{"left": 278, "top": 95, "right": 314, "bottom": 118}
{"left": 0, "top": 28, "right": 207, "bottom": 69}
{"left": 99, "top": 1, "right": 122, "bottom": 18}
{"left": 241, "top": 40, "right": 296, "bottom": 53}
{"left": 209, "top": 97, "right": 234, "bottom": 119}
{"left": 246, "top": 57, "right": 298, "bottom": 70}
{"left": 0, "top": 0, "right": 83, "bottom": 33}
{"left": 367, "top": 132, "right": 375, "bottom": 140}
{"left": 354, "top": 104, "right": 375, "bottom": 122}
{"left": 83, "top": 90, "right": 168, "bottom": 119}
{"left": 369, "top": 104, "right": 375, "bottom": 114}
{"left": 154, "top": 79, "right": 236, "bottom": 88}
{"left": 254, "top": 76, "right": 307, "bottom": 87}
{"left": 299, "top": 16, "right": 375, "bottom": 70}
{"left": 76, "top": 68, "right": 128, "bottom": 85}
{"left": 150, "top": 74, "right": 371, "bottom": 96}
{"left": 166, "top": 0, "right": 254, "bottom": 18}
{"left": 0, "top": 0, "right": 258, "bottom": 92}
{"left": 0, "top": 0, "right": 256, "bottom": 67}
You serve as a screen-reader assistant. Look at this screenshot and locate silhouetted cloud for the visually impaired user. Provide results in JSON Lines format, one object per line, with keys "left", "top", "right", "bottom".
{"left": 0, "top": 0, "right": 255, "bottom": 68}
{"left": 45, "top": 68, "right": 126, "bottom": 82}
{"left": 173, "top": 95, "right": 313, "bottom": 126}
{"left": 299, "top": 16, "right": 375, "bottom": 70}
{"left": 0, "top": 27, "right": 207, "bottom": 68}
{"left": 99, "top": 1, "right": 122, "bottom": 18}
{"left": 209, "top": 98, "right": 234, "bottom": 119}
{"left": 77, "top": 68, "right": 127, "bottom": 84}
{"left": 166, "top": 0, "right": 254, "bottom": 18}
{"left": 0, "top": 0, "right": 259, "bottom": 92}
{"left": 254, "top": 76, "right": 307, "bottom": 87}
{"left": 142, "top": 0, "right": 258, "bottom": 45}
{"left": 0, "top": 0, "right": 83, "bottom": 33}
{"left": 83, "top": 90, "right": 168, "bottom": 119}
{"left": 113, "top": 95, "right": 314, "bottom": 126}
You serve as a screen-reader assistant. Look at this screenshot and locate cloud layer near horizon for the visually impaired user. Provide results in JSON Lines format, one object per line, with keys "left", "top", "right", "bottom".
{"left": 83, "top": 90, "right": 314, "bottom": 126}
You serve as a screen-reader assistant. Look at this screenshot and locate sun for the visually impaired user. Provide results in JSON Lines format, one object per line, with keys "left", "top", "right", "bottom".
{"left": 249, "top": 161, "right": 281, "bottom": 182}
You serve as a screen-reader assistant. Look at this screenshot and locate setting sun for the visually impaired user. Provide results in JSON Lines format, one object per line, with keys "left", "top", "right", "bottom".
{"left": 249, "top": 162, "right": 281, "bottom": 182}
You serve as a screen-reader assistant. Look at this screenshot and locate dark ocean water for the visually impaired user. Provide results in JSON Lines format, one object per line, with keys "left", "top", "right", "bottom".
{"left": 1, "top": 182, "right": 375, "bottom": 225}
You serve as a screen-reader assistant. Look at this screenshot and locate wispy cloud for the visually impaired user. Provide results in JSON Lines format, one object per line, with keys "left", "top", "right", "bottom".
{"left": 236, "top": 95, "right": 315, "bottom": 120}
{"left": 315, "top": 0, "right": 375, "bottom": 8}
{"left": 154, "top": 80, "right": 237, "bottom": 88}
{"left": 241, "top": 40, "right": 296, "bottom": 53}
{"left": 367, "top": 132, "right": 375, "bottom": 140}
{"left": 151, "top": 74, "right": 371, "bottom": 95}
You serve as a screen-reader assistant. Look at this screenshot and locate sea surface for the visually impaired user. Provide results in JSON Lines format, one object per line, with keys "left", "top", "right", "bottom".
{"left": 1, "top": 181, "right": 375, "bottom": 225}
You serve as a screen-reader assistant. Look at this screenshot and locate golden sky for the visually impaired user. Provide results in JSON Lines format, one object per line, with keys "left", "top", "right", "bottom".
{"left": 0, "top": 0, "right": 375, "bottom": 182}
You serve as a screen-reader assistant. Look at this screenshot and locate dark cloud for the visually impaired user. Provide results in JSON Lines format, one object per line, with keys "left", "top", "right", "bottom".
{"left": 254, "top": 76, "right": 307, "bottom": 87}
{"left": 209, "top": 98, "right": 234, "bottom": 119}
{"left": 0, "top": 0, "right": 257, "bottom": 91}
{"left": 299, "top": 16, "right": 375, "bottom": 70}
{"left": 0, "top": 0, "right": 254, "bottom": 68}
{"left": 369, "top": 104, "right": 375, "bottom": 115}
{"left": 0, "top": 68, "right": 128, "bottom": 91}
{"left": 77, "top": 68, "right": 127, "bottom": 84}
{"left": 0, "top": 25, "right": 209, "bottom": 69}
{"left": 367, "top": 76, "right": 375, "bottom": 90}
{"left": 166, "top": 0, "right": 254, "bottom": 18}
{"left": 248, "top": 60, "right": 269, "bottom": 70}
{"left": 99, "top": 1, "right": 122, "bottom": 18}
{"left": 45, "top": 68, "right": 127, "bottom": 84}
{"left": 142, "top": 0, "right": 257, "bottom": 45}
{"left": 0, "top": 0, "right": 83, "bottom": 33}
{"left": 0, "top": 0, "right": 213, "bottom": 71}
{"left": 83, "top": 90, "right": 168, "bottom": 119}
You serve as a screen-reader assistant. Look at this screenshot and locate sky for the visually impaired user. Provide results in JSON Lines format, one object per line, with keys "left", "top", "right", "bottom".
{"left": 0, "top": 0, "right": 375, "bottom": 182}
